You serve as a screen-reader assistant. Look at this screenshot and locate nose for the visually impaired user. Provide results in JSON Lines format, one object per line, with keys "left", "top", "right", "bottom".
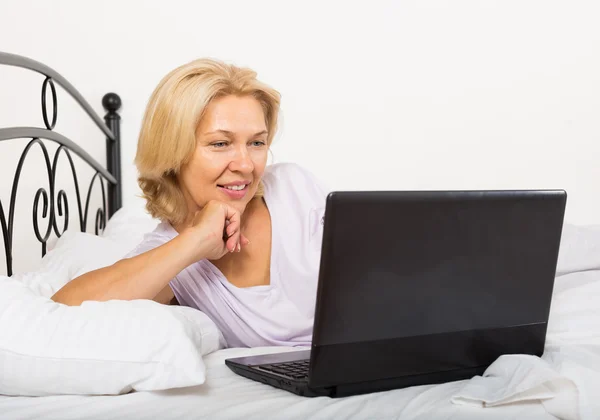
{"left": 229, "top": 144, "right": 254, "bottom": 174}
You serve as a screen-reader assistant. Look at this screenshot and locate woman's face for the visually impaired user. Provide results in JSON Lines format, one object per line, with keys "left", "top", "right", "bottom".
{"left": 178, "top": 95, "right": 269, "bottom": 220}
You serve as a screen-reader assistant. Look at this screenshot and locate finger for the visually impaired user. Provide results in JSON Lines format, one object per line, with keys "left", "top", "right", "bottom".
{"left": 226, "top": 221, "right": 237, "bottom": 238}
{"left": 228, "top": 235, "right": 247, "bottom": 252}
{"left": 241, "top": 234, "right": 250, "bottom": 246}
{"left": 221, "top": 203, "right": 241, "bottom": 252}
{"left": 223, "top": 205, "right": 240, "bottom": 234}
{"left": 222, "top": 204, "right": 242, "bottom": 251}
{"left": 226, "top": 235, "right": 238, "bottom": 253}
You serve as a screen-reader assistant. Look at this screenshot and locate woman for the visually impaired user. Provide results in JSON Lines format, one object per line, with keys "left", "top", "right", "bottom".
{"left": 51, "top": 58, "right": 328, "bottom": 348}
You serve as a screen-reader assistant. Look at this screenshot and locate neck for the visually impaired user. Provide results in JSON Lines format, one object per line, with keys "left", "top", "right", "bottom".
{"left": 239, "top": 196, "right": 264, "bottom": 232}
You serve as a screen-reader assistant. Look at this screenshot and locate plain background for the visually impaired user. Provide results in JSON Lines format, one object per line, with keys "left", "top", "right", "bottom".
{"left": 1, "top": 0, "right": 599, "bottom": 274}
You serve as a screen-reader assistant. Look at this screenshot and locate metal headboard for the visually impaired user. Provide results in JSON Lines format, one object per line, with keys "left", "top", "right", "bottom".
{"left": 0, "top": 52, "right": 122, "bottom": 276}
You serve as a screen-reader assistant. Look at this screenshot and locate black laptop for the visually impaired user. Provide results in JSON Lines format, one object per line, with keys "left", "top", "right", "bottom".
{"left": 225, "top": 190, "right": 567, "bottom": 398}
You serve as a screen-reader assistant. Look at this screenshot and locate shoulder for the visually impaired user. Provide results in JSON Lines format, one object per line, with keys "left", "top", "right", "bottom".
{"left": 262, "top": 163, "right": 328, "bottom": 251}
{"left": 262, "top": 162, "right": 329, "bottom": 202}
{"left": 261, "top": 163, "right": 329, "bottom": 238}
{"left": 263, "top": 162, "right": 313, "bottom": 179}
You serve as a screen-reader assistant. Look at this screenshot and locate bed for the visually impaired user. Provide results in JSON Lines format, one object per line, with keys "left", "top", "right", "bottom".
{"left": 1, "top": 52, "right": 599, "bottom": 420}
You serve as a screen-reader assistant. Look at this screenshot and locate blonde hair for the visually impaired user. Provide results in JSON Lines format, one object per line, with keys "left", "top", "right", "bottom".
{"left": 135, "top": 58, "right": 281, "bottom": 225}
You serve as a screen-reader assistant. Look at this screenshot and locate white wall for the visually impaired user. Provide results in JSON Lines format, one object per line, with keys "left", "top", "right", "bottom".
{"left": 1, "top": 0, "right": 600, "bottom": 274}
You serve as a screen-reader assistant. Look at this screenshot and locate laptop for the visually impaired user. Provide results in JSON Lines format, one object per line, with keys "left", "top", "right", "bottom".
{"left": 225, "top": 190, "right": 567, "bottom": 398}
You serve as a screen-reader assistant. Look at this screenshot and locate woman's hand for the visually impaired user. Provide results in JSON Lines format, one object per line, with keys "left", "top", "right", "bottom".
{"left": 180, "top": 200, "right": 250, "bottom": 263}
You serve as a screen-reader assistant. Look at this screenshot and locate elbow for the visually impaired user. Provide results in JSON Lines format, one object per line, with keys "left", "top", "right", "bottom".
{"left": 50, "top": 291, "right": 82, "bottom": 306}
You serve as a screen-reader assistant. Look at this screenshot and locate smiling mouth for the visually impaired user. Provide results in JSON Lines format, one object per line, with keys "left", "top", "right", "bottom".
{"left": 218, "top": 184, "right": 249, "bottom": 191}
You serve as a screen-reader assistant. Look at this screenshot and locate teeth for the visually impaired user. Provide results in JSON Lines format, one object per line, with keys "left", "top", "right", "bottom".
{"left": 224, "top": 185, "right": 245, "bottom": 191}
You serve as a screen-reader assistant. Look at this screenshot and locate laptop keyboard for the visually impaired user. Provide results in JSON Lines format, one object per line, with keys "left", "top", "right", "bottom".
{"left": 255, "top": 359, "right": 310, "bottom": 380}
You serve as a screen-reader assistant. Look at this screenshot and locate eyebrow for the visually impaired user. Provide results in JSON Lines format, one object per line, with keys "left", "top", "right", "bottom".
{"left": 204, "top": 129, "right": 268, "bottom": 137}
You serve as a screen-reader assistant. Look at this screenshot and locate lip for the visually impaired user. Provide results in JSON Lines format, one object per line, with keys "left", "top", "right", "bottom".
{"left": 217, "top": 182, "right": 251, "bottom": 200}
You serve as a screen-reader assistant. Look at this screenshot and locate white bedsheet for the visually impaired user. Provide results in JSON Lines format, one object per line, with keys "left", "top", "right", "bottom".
{"left": 0, "top": 346, "right": 556, "bottom": 420}
{"left": 2, "top": 214, "right": 599, "bottom": 419}
{"left": 4, "top": 269, "right": 599, "bottom": 420}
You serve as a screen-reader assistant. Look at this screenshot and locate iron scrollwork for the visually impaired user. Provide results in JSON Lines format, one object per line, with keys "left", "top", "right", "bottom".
{"left": 0, "top": 138, "right": 108, "bottom": 277}
{"left": 0, "top": 73, "right": 115, "bottom": 277}
{"left": 41, "top": 77, "right": 58, "bottom": 130}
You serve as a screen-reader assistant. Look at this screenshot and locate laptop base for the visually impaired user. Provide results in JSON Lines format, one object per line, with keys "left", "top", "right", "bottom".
{"left": 226, "top": 355, "right": 486, "bottom": 398}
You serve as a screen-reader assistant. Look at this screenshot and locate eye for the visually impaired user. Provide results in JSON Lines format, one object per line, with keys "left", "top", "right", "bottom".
{"left": 251, "top": 140, "right": 267, "bottom": 147}
{"left": 211, "top": 141, "right": 229, "bottom": 148}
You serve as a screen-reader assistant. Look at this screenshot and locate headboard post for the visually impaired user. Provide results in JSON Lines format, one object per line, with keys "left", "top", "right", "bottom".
{"left": 102, "top": 93, "right": 122, "bottom": 218}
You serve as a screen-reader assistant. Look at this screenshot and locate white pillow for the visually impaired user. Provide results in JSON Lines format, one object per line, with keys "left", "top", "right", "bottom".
{"left": 556, "top": 223, "right": 600, "bottom": 276}
{"left": 0, "top": 277, "right": 223, "bottom": 396}
{"left": 17, "top": 231, "right": 131, "bottom": 298}
{"left": 0, "top": 214, "right": 225, "bottom": 397}
{"left": 21, "top": 204, "right": 159, "bottom": 298}
{"left": 100, "top": 202, "right": 160, "bottom": 251}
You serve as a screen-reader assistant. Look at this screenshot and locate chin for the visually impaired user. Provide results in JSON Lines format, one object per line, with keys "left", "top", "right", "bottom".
{"left": 214, "top": 184, "right": 257, "bottom": 214}
{"left": 231, "top": 201, "right": 249, "bottom": 215}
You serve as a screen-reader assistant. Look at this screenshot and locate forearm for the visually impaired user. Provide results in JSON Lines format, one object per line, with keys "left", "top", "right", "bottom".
{"left": 51, "top": 235, "right": 196, "bottom": 306}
